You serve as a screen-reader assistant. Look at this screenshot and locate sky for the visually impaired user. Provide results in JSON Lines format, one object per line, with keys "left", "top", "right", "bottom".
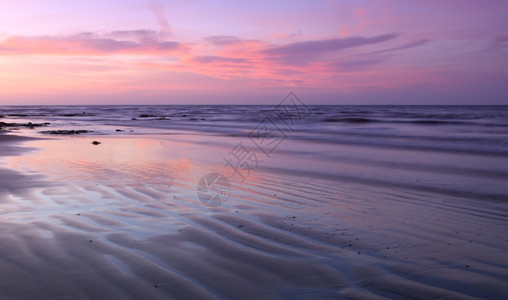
{"left": 0, "top": 0, "right": 507, "bottom": 105}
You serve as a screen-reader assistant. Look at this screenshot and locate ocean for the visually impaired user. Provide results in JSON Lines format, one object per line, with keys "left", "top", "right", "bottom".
{"left": 3, "top": 105, "right": 508, "bottom": 154}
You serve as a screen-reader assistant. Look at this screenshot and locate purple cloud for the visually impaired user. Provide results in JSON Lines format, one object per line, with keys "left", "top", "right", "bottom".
{"left": 262, "top": 34, "right": 398, "bottom": 56}
{"left": 193, "top": 55, "right": 247, "bottom": 63}
{"left": 68, "top": 32, "right": 183, "bottom": 52}
{"left": 204, "top": 35, "right": 243, "bottom": 46}
{"left": 488, "top": 34, "right": 508, "bottom": 51}
{"left": 374, "top": 39, "right": 431, "bottom": 54}
{"left": 334, "top": 57, "right": 386, "bottom": 71}
{"left": 105, "top": 30, "right": 160, "bottom": 41}
{"left": 157, "top": 41, "right": 181, "bottom": 50}
{"left": 0, "top": 31, "right": 187, "bottom": 55}
{"left": 84, "top": 38, "right": 139, "bottom": 52}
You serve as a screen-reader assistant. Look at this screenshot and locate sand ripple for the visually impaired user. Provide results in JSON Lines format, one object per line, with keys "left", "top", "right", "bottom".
{"left": 1, "top": 170, "right": 507, "bottom": 299}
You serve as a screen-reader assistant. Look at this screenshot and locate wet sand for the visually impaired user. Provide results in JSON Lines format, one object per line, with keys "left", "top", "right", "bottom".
{"left": 1, "top": 132, "right": 508, "bottom": 299}
{"left": 0, "top": 134, "right": 48, "bottom": 197}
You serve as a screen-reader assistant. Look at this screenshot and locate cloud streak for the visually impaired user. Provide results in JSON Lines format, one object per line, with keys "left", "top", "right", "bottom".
{"left": 192, "top": 56, "right": 247, "bottom": 64}
{"left": 262, "top": 34, "right": 398, "bottom": 56}
{"left": 0, "top": 32, "right": 187, "bottom": 56}
{"left": 374, "top": 39, "right": 431, "bottom": 54}
{"left": 204, "top": 36, "right": 244, "bottom": 46}
{"left": 149, "top": 2, "right": 172, "bottom": 38}
{"left": 258, "top": 34, "right": 398, "bottom": 66}
{"left": 335, "top": 57, "right": 387, "bottom": 71}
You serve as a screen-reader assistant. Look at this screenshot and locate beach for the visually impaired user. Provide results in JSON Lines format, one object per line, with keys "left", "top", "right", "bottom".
{"left": 1, "top": 105, "right": 508, "bottom": 299}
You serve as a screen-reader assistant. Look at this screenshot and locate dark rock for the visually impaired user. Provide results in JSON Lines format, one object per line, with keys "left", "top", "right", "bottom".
{"left": 1, "top": 121, "right": 49, "bottom": 129}
{"left": 40, "top": 130, "right": 90, "bottom": 135}
{"left": 92, "top": 141, "right": 101, "bottom": 145}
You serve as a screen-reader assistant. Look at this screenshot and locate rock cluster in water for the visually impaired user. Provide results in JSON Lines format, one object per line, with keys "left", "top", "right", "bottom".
{"left": 39, "top": 130, "right": 91, "bottom": 135}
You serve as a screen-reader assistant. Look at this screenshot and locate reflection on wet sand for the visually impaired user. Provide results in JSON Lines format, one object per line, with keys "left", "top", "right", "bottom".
{"left": 1, "top": 133, "right": 508, "bottom": 299}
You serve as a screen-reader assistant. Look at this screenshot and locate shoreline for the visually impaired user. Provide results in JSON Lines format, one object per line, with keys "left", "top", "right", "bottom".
{"left": 0, "top": 132, "right": 48, "bottom": 197}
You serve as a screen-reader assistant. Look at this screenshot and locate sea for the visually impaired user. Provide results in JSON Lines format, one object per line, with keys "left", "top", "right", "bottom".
{"left": 2, "top": 105, "right": 508, "bottom": 154}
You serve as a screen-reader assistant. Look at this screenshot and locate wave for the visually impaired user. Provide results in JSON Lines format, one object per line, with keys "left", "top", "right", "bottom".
{"left": 3, "top": 105, "right": 508, "bottom": 155}
{"left": 323, "top": 117, "right": 378, "bottom": 123}
{"left": 320, "top": 117, "right": 490, "bottom": 126}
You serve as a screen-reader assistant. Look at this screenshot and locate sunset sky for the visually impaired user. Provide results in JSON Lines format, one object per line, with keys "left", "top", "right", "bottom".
{"left": 1, "top": 0, "right": 507, "bottom": 104}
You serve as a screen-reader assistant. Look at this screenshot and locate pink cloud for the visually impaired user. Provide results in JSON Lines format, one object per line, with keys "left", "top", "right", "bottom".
{"left": 0, "top": 29, "right": 437, "bottom": 93}
{"left": 130, "top": 33, "right": 434, "bottom": 88}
